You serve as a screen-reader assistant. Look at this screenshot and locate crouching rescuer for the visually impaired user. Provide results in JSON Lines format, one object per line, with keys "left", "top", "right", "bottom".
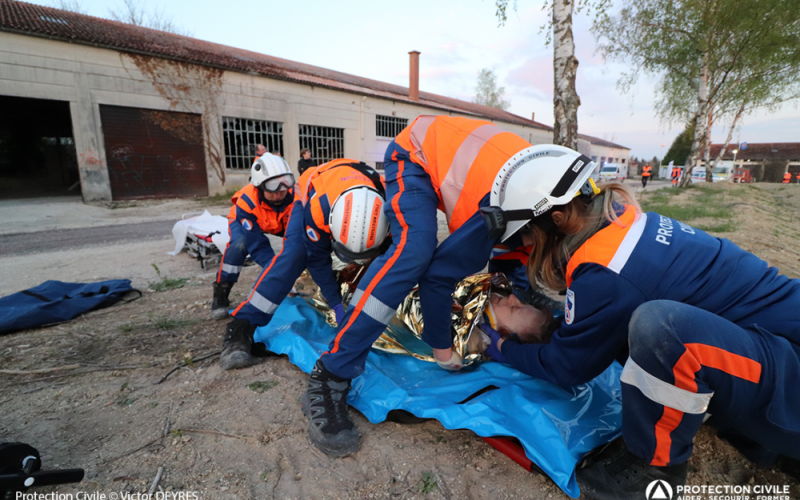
{"left": 479, "top": 145, "right": 800, "bottom": 500}
{"left": 211, "top": 154, "right": 295, "bottom": 321}
{"left": 220, "top": 159, "right": 390, "bottom": 370}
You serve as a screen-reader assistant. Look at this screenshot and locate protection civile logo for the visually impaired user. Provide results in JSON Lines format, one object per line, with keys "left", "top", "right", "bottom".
{"left": 306, "top": 226, "right": 320, "bottom": 242}
{"left": 242, "top": 219, "right": 253, "bottom": 231}
{"left": 565, "top": 289, "right": 575, "bottom": 325}
{"left": 645, "top": 480, "right": 673, "bottom": 500}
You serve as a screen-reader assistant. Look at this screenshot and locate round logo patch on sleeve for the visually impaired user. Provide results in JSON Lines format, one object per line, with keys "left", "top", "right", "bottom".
{"left": 242, "top": 219, "right": 253, "bottom": 231}
{"left": 565, "top": 289, "right": 575, "bottom": 325}
{"left": 306, "top": 226, "right": 320, "bottom": 242}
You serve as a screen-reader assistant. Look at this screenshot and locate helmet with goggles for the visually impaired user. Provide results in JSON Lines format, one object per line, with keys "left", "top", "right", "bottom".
{"left": 251, "top": 154, "right": 295, "bottom": 192}
{"left": 329, "top": 186, "right": 389, "bottom": 265}
{"left": 480, "top": 144, "right": 600, "bottom": 242}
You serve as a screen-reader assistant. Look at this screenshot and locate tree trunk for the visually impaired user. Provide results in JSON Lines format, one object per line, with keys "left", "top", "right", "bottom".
{"left": 552, "top": 0, "right": 580, "bottom": 149}
{"left": 681, "top": 59, "right": 710, "bottom": 187}
{"left": 709, "top": 103, "right": 745, "bottom": 174}
{"left": 703, "top": 108, "right": 713, "bottom": 182}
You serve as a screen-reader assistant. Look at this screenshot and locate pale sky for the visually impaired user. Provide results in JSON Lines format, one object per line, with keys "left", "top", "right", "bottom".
{"left": 35, "top": 0, "right": 800, "bottom": 160}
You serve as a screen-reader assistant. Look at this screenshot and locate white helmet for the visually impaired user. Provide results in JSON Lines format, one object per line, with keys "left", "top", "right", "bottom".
{"left": 251, "top": 153, "right": 294, "bottom": 191}
{"left": 329, "top": 186, "right": 390, "bottom": 263}
{"left": 483, "top": 144, "right": 599, "bottom": 242}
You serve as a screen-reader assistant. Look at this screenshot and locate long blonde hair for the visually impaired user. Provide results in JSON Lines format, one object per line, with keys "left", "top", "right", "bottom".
{"left": 525, "top": 182, "right": 641, "bottom": 291}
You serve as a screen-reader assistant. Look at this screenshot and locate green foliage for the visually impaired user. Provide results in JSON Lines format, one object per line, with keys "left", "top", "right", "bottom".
{"left": 201, "top": 187, "right": 240, "bottom": 204}
{"left": 473, "top": 69, "right": 511, "bottom": 111}
{"left": 642, "top": 204, "right": 731, "bottom": 220}
{"left": 149, "top": 263, "right": 188, "bottom": 292}
{"left": 663, "top": 123, "right": 695, "bottom": 166}
{"left": 248, "top": 381, "right": 279, "bottom": 394}
{"left": 418, "top": 471, "right": 438, "bottom": 494}
{"left": 596, "top": 0, "right": 800, "bottom": 128}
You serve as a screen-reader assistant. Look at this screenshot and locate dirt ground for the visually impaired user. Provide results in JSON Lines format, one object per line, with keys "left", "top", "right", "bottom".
{"left": 1, "top": 182, "right": 799, "bottom": 500}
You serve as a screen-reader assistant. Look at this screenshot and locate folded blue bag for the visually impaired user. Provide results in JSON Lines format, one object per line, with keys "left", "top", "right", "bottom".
{"left": 255, "top": 296, "right": 622, "bottom": 498}
{"left": 0, "top": 280, "right": 137, "bottom": 335}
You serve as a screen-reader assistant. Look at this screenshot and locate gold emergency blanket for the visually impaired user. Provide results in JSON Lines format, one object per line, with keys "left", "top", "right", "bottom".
{"left": 299, "top": 266, "right": 513, "bottom": 366}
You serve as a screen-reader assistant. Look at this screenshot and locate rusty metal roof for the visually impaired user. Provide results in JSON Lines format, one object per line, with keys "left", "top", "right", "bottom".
{"left": 709, "top": 143, "right": 800, "bottom": 161}
{"left": 0, "top": 0, "right": 557, "bottom": 130}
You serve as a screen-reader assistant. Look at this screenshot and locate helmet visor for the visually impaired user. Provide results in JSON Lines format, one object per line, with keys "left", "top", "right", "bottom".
{"left": 262, "top": 174, "right": 295, "bottom": 193}
{"left": 331, "top": 241, "right": 381, "bottom": 266}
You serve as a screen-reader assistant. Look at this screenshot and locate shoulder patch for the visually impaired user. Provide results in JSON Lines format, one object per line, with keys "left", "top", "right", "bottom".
{"left": 306, "top": 226, "right": 320, "bottom": 242}
{"left": 565, "top": 289, "right": 575, "bottom": 325}
{"left": 242, "top": 219, "right": 253, "bottom": 231}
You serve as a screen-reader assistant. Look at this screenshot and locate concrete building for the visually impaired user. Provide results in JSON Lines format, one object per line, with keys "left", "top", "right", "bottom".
{"left": 707, "top": 143, "right": 800, "bottom": 183}
{"left": 0, "top": 0, "right": 628, "bottom": 201}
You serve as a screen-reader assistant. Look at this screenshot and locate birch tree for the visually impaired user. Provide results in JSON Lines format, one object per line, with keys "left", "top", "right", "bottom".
{"left": 496, "top": 0, "right": 610, "bottom": 149}
{"left": 596, "top": 0, "right": 800, "bottom": 185}
{"left": 473, "top": 69, "right": 512, "bottom": 110}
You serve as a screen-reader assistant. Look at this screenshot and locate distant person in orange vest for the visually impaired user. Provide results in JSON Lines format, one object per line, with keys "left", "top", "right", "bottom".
{"left": 671, "top": 165, "right": 680, "bottom": 187}
{"left": 299, "top": 116, "right": 573, "bottom": 458}
{"left": 783, "top": 172, "right": 792, "bottom": 184}
{"left": 641, "top": 163, "right": 652, "bottom": 188}
{"left": 796, "top": 172, "right": 800, "bottom": 184}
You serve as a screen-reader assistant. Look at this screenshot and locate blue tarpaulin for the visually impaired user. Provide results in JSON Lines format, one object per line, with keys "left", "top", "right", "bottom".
{"left": 255, "top": 297, "right": 622, "bottom": 498}
{"left": 0, "top": 280, "right": 136, "bottom": 335}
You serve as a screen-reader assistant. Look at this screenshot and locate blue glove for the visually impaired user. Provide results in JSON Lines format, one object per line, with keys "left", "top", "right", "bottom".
{"left": 333, "top": 303, "right": 344, "bottom": 324}
{"left": 483, "top": 325, "right": 507, "bottom": 364}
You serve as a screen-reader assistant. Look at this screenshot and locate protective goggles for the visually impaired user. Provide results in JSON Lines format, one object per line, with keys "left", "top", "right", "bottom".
{"left": 332, "top": 241, "right": 382, "bottom": 267}
{"left": 480, "top": 178, "right": 600, "bottom": 240}
{"left": 262, "top": 174, "right": 295, "bottom": 193}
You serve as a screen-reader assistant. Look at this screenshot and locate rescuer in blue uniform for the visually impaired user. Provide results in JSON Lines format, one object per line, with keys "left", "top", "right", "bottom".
{"left": 482, "top": 151, "right": 800, "bottom": 500}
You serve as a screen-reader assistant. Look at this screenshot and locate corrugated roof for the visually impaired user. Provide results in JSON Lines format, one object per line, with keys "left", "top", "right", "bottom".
{"left": 578, "top": 134, "right": 629, "bottom": 150}
{"left": 0, "top": 0, "right": 557, "bottom": 130}
{"left": 709, "top": 143, "right": 800, "bottom": 161}
{"left": 0, "top": 0, "right": 630, "bottom": 149}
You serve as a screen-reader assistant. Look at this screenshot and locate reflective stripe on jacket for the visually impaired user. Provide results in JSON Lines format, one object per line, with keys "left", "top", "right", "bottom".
{"left": 394, "top": 115, "right": 531, "bottom": 233}
{"left": 227, "top": 184, "right": 293, "bottom": 235}
{"left": 299, "top": 158, "right": 385, "bottom": 234}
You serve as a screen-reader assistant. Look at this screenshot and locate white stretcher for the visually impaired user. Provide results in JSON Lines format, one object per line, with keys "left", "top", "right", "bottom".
{"left": 168, "top": 210, "right": 230, "bottom": 269}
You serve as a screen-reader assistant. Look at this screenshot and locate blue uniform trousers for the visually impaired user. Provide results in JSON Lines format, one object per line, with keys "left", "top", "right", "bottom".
{"left": 319, "top": 141, "right": 496, "bottom": 380}
{"left": 231, "top": 201, "right": 307, "bottom": 326}
{"left": 621, "top": 300, "right": 800, "bottom": 467}
{"left": 215, "top": 220, "right": 276, "bottom": 284}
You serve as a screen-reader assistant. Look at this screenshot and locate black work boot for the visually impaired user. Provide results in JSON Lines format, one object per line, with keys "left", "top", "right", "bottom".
{"left": 219, "top": 319, "right": 257, "bottom": 370}
{"left": 211, "top": 281, "right": 233, "bottom": 320}
{"left": 301, "top": 359, "right": 360, "bottom": 457}
{"left": 577, "top": 442, "right": 687, "bottom": 500}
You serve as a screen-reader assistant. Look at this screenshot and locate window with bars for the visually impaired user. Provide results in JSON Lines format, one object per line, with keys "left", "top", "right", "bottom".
{"left": 375, "top": 162, "right": 385, "bottom": 171}
{"left": 375, "top": 115, "right": 408, "bottom": 138}
{"left": 298, "top": 125, "right": 345, "bottom": 164}
{"left": 222, "top": 117, "right": 283, "bottom": 170}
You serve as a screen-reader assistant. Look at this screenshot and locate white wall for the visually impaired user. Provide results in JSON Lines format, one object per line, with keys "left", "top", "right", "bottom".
{"left": 0, "top": 31, "right": 554, "bottom": 201}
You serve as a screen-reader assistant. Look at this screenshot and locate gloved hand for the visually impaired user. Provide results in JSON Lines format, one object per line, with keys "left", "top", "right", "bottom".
{"left": 333, "top": 303, "right": 344, "bottom": 324}
{"left": 483, "top": 325, "right": 507, "bottom": 364}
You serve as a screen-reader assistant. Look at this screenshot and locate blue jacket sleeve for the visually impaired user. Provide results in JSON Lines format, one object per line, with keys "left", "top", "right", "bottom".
{"left": 417, "top": 212, "right": 496, "bottom": 350}
{"left": 234, "top": 205, "right": 275, "bottom": 267}
{"left": 501, "top": 264, "right": 648, "bottom": 389}
{"left": 302, "top": 204, "right": 342, "bottom": 309}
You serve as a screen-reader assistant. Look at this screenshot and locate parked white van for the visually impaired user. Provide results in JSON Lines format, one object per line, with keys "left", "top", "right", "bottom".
{"left": 599, "top": 163, "right": 627, "bottom": 182}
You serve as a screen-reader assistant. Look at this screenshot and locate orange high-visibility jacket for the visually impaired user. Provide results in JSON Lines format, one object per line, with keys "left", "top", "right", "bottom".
{"left": 394, "top": 116, "right": 531, "bottom": 233}
{"left": 783, "top": 172, "right": 792, "bottom": 183}
{"left": 642, "top": 166, "right": 652, "bottom": 177}
{"left": 227, "top": 184, "right": 293, "bottom": 235}
{"left": 299, "top": 158, "right": 385, "bottom": 234}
